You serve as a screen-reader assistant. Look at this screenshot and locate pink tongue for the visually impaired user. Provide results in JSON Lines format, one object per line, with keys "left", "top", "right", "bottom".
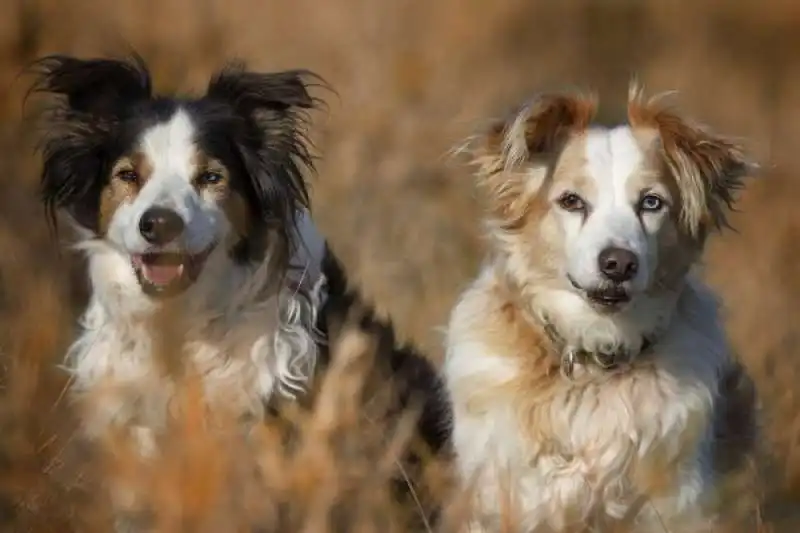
{"left": 143, "top": 264, "right": 183, "bottom": 285}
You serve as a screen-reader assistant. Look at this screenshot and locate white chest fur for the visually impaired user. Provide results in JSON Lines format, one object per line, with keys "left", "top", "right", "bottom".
{"left": 444, "top": 282, "right": 728, "bottom": 532}
{"left": 66, "top": 285, "right": 320, "bottom": 442}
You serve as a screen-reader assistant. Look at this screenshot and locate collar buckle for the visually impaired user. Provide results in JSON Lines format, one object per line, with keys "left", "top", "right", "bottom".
{"left": 560, "top": 348, "right": 577, "bottom": 379}
{"left": 549, "top": 325, "right": 654, "bottom": 380}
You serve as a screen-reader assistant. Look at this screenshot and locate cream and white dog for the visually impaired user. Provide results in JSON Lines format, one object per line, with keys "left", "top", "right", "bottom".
{"left": 444, "top": 85, "right": 758, "bottom": 532}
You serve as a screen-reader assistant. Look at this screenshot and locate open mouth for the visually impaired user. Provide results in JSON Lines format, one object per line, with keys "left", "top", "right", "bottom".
{"left": 568, "top": 276, "right": 632, "bottom": 311}
{"left": 585, "top": 286, "right": 631, "bottom": 309}
{"left": 131, "top": 245, "right": 215, "bottom": 298}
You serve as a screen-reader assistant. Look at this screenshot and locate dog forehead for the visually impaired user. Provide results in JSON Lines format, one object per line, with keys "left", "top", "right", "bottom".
{"left": 137, "top": 108, "right": 199, "bottom": 175}
{"left": 583, "top": 126, "right": 646, "bottom": 192}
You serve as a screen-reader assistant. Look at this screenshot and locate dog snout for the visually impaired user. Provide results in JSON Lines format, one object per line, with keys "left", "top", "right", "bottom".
{"left": 598, "top": 246, "right": 639, "bottom": 283}
{"left": 139, "top": 207, "right": 185, "bottom": 245}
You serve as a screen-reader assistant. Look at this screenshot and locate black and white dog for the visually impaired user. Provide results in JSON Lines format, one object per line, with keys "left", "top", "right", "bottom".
{"left": 27, "top": 53, "right": 450, "bottom": 524}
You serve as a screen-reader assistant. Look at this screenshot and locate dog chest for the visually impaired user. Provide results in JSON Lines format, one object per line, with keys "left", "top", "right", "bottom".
{"left": 448, "top": 344, "right": 716, "bottom": 531}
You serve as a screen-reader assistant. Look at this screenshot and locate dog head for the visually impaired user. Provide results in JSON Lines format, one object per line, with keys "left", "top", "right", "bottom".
{"left": 29, "top": 54, "right": 323, "bottom": 299}
{"left": 467, "top": 83, "right": 755, "bottom": 315}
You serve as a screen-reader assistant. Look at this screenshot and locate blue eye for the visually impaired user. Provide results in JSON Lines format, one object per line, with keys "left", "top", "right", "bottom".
{"left": 198, "top": 171, "right": 223, "bottom": 185}
{"left": 639, "top": 194, "right": 664, "bottom": 212}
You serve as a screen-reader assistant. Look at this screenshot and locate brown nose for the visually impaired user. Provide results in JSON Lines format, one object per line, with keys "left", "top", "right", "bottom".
{"left": 139, "top": 207, "right": 185, "bottom": 245}
{"left": 598, "top": 247, "right": 639, "bottom": 283}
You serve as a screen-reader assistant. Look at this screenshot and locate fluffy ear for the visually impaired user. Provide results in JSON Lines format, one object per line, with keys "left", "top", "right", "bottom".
{"left": 206, "top": 65, "right": 318, "bottom": 114}
{"left": 26, "top": 54, "right": 152, "bottom": 233}
{"left": 205, "top": 63, "right": 326, "bottom": 210}
{"left": 462, "top": 91, "right": 596, "bottom": 231}
{"left": 205, "top": 63, "right": 327, "bottom": 263}
{"left": 35, "top": 129, "right": 111, "bottom": 233}
{"left": 470, "top": 91, "right": 597, "bottom": 174}
{"left": 27, "top": 54, "right": 152, "bottom": 118}
{"left": 628, "top": 84, "right": 757, "bottom": 237}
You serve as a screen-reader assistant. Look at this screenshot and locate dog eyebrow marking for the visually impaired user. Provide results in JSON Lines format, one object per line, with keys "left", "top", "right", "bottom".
{"left": 190, "top": 153, "right": 229, "bottom": 189}
{"left": 100, "top": 153, "right": 154, "bottom": 234}
{"left": 111, "top": 152, "right": 154, "bottom": 184}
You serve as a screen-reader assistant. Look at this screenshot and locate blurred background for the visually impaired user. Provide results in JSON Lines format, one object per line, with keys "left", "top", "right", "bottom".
{"left": 1, "top": 0, "right": 800, "bottom": 530}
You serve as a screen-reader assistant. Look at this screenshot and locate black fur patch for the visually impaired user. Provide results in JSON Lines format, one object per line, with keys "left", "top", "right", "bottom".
{"left": 312, "top": 245, "right": 453, "bottom": 526}
{"left": 317, "top": 246, "right": 451, "bottom": 452}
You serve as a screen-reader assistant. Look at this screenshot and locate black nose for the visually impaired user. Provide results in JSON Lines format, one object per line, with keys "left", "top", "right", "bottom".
{"left": 138, "top": 207, "right": 185, "bottom": 245}
{"left": 598, "top": 246, "right": 639, "bottom": 283}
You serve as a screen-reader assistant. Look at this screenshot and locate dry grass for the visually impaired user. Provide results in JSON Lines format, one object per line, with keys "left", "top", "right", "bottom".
{"left": 0, "top": 0, "right": 799, "bottom": 531}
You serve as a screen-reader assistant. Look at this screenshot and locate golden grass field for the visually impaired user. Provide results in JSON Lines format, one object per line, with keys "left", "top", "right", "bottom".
{"left": 1, "top": 0, "right": 800, "bottom": 531}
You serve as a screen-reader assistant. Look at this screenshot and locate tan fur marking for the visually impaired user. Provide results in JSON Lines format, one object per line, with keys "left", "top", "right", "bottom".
{"left": 549, "top": 134, "right": 593, "bottom": 197}
{"left": 473, "top": 95, "right": 596, "bottom": 236}
{"left": 620, "top": 141, "right": 704, "bottom": 289}
{"left": 191, "top": 155, "right": 253, "bottom": 246}
{"left": 503, "top": 92, "right": 597, "bottom": 168}
{"left": 191, "top": 153, "right": 225, "bottom": 190}
{"left": 628, "top": 82, "right": 754, "bottom": 237}
{"left": 191, "top": 151, "right": 210, "bottom": 180}
{"left": 185, "top": 152, "right": 253, "bottom": 250}
{"left": 476, "top": 92, "right": 597, "bottom": 173}
{"left": 192, "top": 155, "right": 229, "bottom": 193}
{"left": 99, "top": 153, "right": 153, "bottom": 234}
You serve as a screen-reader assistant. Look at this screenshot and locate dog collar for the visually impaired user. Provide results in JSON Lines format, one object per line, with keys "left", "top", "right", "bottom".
{"left": 492, "top": 276, "right": 657, "bottom": 378}
{"left": 541, "top": 321, "right": 654, "bottom": 379}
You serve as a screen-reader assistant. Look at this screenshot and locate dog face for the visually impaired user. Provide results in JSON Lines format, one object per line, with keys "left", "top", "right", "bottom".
{"left": 468, "top": 85, "right": 754, "bottom": 314}
{"left": 544, "top": 125, "right": 681, "bottom": 308}
{"left": 30, "top": 55, "right": 321, "bottom": 298}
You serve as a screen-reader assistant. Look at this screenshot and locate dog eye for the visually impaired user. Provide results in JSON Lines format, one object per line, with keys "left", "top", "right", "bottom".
{"left": 197, "top": 171, "right": 224, "bottom": 185}
{"left": 116, "top": 170, "right": 139, "bottom": 183}
{"left": 639, "top": 194, "right": 664, "bottom": 212}
{"left": 557, "top": 192, "right": 586, "bottom": 213}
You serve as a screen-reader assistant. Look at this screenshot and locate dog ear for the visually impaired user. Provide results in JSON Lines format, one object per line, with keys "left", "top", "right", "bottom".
{"left": 37, "top": 131, "right": 110, "bottom": 233}
{"left": 27, "top": 54, "right": 152, "bottom": 118}
{"left": 628, "top": 84, "right": 757, "bottom": 237}
{"left": 461, "top": 91, "right": 595, "bottom": 232}
{"left": 206, "top": 64, "right": 318, "bottom": 115}
{"left": 27, "top": 55, "right": 152, "bottom": 234}
{"left": 473, "top": 91, "right": 597, "bottom": 173}
{"left": 205, "top": 63, "right": 327, "bottom": 263}
{"left": 205, "top": 63, "right": 325, "bottom": 207}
